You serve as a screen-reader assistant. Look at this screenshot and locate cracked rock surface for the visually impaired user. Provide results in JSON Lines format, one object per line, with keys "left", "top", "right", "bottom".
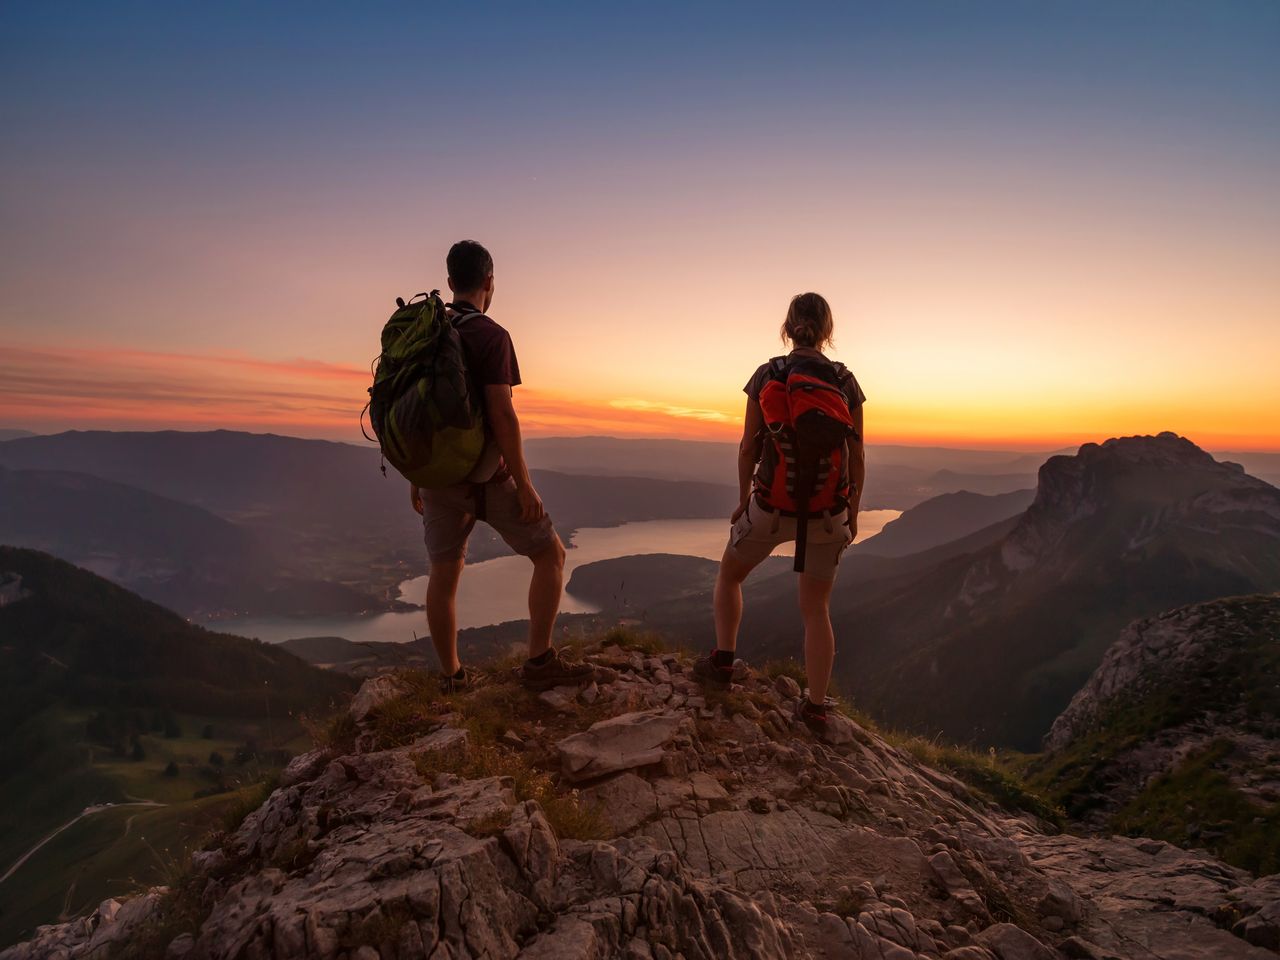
{"left": 6, "top": 642, "right": 1279, "bottom": 959}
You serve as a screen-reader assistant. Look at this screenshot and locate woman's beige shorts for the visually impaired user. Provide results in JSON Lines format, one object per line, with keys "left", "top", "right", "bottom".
{"left": 725, "top": 497, "right": 853, "bottom": 580}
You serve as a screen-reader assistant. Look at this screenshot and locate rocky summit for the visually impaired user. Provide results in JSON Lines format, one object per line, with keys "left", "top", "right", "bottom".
{"left": 1038, "top": 594, "right": 1280, "bottom": 853}
{"left": 7, "top": 639, "right": 1280, "bottom": 960}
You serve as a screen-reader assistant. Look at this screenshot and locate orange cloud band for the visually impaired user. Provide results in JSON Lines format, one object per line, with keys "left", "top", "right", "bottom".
{"left": 0, "top": 344, "right": 742, "bottom": 441}
{"left": 3, "top": 344, "right": 1277, "bottom": 451}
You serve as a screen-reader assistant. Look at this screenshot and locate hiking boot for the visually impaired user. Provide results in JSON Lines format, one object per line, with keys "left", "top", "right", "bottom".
{"left": 797, "top": 698, "right": 830, "bottom": 739}
{"left": 691, "top": 649, "right": 734, "bottom": 687}
{"left": 439, "top": 666, "right": 473, "bottom": 695}
{"left": 520, "top": 648, "right": 594, "bottom": 691}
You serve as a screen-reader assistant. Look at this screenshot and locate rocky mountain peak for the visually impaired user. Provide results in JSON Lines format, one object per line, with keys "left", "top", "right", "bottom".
{"left": 996, "top": 433, "right": 1279, "bottom": 574}
{"left": 8, "top": 638, "right": 1280, "bottom": 959}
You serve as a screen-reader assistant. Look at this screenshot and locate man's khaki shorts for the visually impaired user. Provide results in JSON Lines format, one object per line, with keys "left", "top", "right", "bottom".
{"left": 726, "top": 497, "right": 852, "bottom": 580}
{"left": 421, "top": 476, "right": 557, "bottom": 563}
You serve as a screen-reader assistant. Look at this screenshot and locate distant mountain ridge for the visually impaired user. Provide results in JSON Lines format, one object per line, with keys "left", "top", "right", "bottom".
{"left": 855, "top": 488, "right": 1035, "bottom": 557}
{"left": 0, "top": 431, "right": 739, "bottom": 616}
{"left": 0, "top": 547, "right": 353, "bottom": 724}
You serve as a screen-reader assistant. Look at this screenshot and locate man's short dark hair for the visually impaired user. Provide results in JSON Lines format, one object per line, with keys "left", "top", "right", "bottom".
{"left": 447, "top": 240, "right": 493, "bottom": 293}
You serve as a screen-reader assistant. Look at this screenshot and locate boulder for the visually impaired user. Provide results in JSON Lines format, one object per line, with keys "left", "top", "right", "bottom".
{"left": 556, "top": 710, "right": 683, "bottom": 783}
{"left": 974, "top": 924, "right": 1057, "bottom": 960}
{"left": 348, "top": 673, "right": 411, "bottom": 724}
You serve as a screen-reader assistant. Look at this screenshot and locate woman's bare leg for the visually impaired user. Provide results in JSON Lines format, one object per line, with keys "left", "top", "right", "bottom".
{"left": 713, "top": 548, "right": 762, "bottom": 652}
{"left": 797, "top": 573, "right": 836, "bottom": 705}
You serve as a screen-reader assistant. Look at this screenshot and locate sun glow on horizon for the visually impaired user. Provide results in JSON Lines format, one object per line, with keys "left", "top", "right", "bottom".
{"left": 2, "top": 341, "right": 1277, "bottom": 453}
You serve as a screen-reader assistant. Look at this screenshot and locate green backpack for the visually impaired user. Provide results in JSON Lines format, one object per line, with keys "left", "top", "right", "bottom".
{"left": 362, "top": 290, "right": 486, "bottom": 488}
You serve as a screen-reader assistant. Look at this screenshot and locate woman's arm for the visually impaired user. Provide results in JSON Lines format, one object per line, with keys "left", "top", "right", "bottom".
{"left": 734, "top": 398, "right": 765, "bottom": 521}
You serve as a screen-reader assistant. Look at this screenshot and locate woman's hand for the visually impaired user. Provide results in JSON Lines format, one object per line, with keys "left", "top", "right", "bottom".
{"left": 845, "top": 508, "right": 858, "bottom": 543}
{"left": 409, "top": 483, "right": 424, "bottom": 516}
{"left": 731, "top": 499, "right": 750, "bottom": 524}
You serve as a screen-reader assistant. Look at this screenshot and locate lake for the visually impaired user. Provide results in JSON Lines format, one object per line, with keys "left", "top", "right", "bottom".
{"left": 214, "top": 509, "right": 901, "bottom": 646}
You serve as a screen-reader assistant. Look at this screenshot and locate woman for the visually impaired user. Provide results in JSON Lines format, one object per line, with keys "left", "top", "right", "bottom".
{"left": 693, "top": 293, "right": 866, "bottom": 738}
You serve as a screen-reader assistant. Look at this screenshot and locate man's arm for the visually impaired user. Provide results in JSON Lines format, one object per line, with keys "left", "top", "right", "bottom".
{"left": 485, "top": 384, "right": 544, "bottom": 523}
{"left": 734, "top": 398, "right": 765, "bottom": 522}
{"left": 846, "top": 406, "right": 866, "bottom": 540}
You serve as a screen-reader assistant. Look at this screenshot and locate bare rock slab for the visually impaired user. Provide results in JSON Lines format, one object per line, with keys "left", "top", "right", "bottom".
{"left": 557, "top": 709, "right": 683, "bottom": 783}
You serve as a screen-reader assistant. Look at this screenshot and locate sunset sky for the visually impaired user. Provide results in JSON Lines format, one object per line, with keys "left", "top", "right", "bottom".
{"left": 2, "top": 2, "right": 1278, "bottom": 449}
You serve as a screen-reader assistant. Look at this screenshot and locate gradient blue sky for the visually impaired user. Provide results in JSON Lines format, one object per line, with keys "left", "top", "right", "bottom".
{"left": 3, "top": 2, "right": 1278, "bottom": 446}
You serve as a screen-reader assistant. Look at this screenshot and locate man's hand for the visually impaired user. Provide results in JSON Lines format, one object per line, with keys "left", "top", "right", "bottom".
{"left": 409, "top": 483, "right": 424, "bottom": 516}
{"left": 516, "top": 482, "right": 546, "bottom": 524}
{"left": 845, "top": 508, "right": 858, "bottom": 544}
{"left": 731, "top": 498, "right": 750, "bottom": 524}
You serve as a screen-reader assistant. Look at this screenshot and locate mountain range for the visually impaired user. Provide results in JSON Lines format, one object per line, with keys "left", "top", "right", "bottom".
{"left": 0, "top": 431, "right": 739, "bottom": 617}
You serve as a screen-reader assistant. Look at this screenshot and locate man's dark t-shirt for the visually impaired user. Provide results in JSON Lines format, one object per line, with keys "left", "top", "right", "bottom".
{"left": 450, "top": 300, "right": 520, "bottom": 482}
{"left": 452, "top": 300, "right": 521, "bottom": 391}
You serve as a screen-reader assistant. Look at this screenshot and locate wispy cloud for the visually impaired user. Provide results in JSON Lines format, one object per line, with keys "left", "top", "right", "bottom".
{"left": 607, "top": 398, "right": 734, "bottom": 424}
{"left": 0, "top": 344, "right": 740, "bottom": 441}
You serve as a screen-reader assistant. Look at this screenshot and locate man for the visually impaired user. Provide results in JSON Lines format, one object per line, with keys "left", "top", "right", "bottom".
{"left": 410, "top": 240, "right": 592, "bottom": 692}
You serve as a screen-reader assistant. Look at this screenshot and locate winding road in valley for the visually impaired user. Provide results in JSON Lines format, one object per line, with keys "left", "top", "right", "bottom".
{"left": 0, "top": 800, "right": 164, "bottom": 886}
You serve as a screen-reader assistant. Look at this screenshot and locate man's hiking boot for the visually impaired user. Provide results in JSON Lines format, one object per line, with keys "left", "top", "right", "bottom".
{"left": 798, "top": 698, "right": 830, "bottom": 739}
{"left": 439, "top": 666, "right": 473, "bottom": 695}
{"left": 692, "top": 649, "right": 735, "bottom": 687}
{"left": 520, "top": 647, "right": 593, "bottom": 691}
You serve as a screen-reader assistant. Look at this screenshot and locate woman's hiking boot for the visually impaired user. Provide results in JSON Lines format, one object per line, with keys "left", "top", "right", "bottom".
{"left": 798, "top": 698, "right": 830, "bottom": 739}
{"left": 520, "top": 647, "right": 594, "bottom": 691}
{"left": 692, "top": 649, "right": 735, "bottom": 686}
{"left": 439, "top": 666, "right": 473, "bottom": 695}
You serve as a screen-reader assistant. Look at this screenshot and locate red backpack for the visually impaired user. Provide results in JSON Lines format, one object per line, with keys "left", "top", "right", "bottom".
{"left": 754, "top": 355, "right": 859, "bottom": 572}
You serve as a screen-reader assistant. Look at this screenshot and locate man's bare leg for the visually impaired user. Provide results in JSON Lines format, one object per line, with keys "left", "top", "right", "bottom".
{"left": 426, "top": 556, "right": 465, "bottom": 674}
{"left": 526, "top": 534, "right": 565, "bottom": 659}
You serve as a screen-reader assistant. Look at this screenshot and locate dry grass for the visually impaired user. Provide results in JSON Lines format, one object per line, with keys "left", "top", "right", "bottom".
{"left": 108, "top": 875, "right": 208, "bottom": 960}
{"left": 598, "top": 626, "right": 671, "bottom": 656}
{"left": 880, "top": 729, "right": 1062, "bottom": 825}
{"left": 761, "top": 658, "right": 807, "bottom": 685}
{"left": 300, "top": 709, "right": 357, "bottom": 753}
{"left": 219, "top": 775, "right": 280, "bottom": 834}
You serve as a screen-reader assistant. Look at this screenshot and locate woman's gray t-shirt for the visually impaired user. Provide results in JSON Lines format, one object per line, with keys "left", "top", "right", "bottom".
{"left": 744, "top": 348, "right": 867, "bottom": 410}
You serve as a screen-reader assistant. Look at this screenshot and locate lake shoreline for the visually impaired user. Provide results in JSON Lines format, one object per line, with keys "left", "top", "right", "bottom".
{"left": 211, "top": 512, "right": 901, "bottom": 647}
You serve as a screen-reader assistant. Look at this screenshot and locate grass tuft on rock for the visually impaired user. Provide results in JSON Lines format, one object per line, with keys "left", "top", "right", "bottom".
{"left": 1112, "top": 738, "right": 1280, "bottom": 875}
{"left": 880, "top": 731, "right": 1062, "bottom": 826}
{"left": 599, "top": 625, "right": 670, "bottom": 655}
{"left": 414, "top": 740, "right": 606, "bottom": 841}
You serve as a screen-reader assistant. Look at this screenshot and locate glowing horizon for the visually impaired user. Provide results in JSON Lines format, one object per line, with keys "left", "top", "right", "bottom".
{"left": 2, "top": 4, "right": 1278, "bottom": 453}
{"left": 2, "top": 341, "right": 1276, "bottom": 454}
